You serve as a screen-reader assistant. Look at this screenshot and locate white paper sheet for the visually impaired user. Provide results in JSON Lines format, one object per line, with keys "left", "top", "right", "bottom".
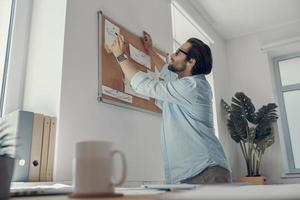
{"left": 129, "top": 44, "right": 151, "bottom": 69}
{"left": 10, "top": 182, "right": 72, "bottom": 196}
{"left": 115, "top": 187, "right": 166, "bottom": 196}
{"left": 142, "top": 184, "right": 196, "bottom": 191}
{"left": 124, "top": 79, "right": 150, "bottom": 100}
{"left": 104, "top": 19, "right": 120, "bottom": 48}
{"left": 102, "top": 85, "right": 132, "bottom": 103}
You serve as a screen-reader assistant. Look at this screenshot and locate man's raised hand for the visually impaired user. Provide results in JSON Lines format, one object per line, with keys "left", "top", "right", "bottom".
{"left": 141, "top": 31, "right": 153, "bottom": 53}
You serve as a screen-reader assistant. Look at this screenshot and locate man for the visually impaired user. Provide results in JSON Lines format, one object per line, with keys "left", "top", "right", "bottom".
{"left": 109, "top": 31, "right": 232, "bottom": 184}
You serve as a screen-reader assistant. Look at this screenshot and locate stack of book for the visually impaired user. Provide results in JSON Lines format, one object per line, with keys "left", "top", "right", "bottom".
{"left": 1, "top": 110, "right": 57, "bottom": 182}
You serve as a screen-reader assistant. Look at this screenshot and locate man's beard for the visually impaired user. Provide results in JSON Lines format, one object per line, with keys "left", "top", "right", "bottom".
{"left": 168, "top": 63, "right": 186, "bottom": 73}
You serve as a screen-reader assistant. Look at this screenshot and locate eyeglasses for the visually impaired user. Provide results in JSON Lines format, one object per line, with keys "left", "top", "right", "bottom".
{"left": 175, "top": 48, "right": 189, "bottom": 57}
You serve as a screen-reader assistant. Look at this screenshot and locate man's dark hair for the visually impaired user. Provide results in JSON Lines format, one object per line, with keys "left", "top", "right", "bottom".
{"left": 186, "top": 38, "right": 213, "bottom": 75}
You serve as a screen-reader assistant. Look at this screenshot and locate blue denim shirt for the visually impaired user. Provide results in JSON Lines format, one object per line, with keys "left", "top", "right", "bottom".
{"left": 130, "top": 64, "right": 231, "bottom": 184}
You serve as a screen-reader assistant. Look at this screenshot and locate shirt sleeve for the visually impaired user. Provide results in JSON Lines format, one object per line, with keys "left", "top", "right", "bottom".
{"left": 154, "top": 64, "right": 178, "bottom": 107}
{"left": 130, "top": 71, "right": 195, "bottom": 106}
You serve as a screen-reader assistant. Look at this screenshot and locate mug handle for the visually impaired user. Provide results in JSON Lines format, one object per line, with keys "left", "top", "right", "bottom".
{"left": 111, "top": 150, "right": 127, "bottom": 186}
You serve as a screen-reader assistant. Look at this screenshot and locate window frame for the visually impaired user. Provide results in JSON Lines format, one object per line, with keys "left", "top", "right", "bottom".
{"left": 0, "top": 0, "right": 16, "bottom": 117}
{"left": 170, "top": 0, "right": 219, "bottom": 138}
{"left": 273, "top": 52, "right": 300, "bottom": 175}
{"left": 0, "top": 0, "right": 33, "bottom": 117}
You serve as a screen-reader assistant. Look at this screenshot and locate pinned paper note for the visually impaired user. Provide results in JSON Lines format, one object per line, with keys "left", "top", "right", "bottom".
{"left": 124, "top": 79, "right": 150, "bottom": 100}
{"left": 129, "top": 44, "right": 151, "bottom": 69}
{"left": 102, "top": 85, "right": 132, "bottom": 103}
{"left": 104, "top": 19, "right": 120, "bottom": 50}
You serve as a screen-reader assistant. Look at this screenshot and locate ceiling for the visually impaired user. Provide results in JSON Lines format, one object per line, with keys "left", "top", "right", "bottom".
{"left": 189, "top": 0, "right": 300, "bottom": 40}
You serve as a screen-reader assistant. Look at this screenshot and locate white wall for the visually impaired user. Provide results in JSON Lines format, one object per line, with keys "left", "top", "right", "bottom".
{"left": 22, "top": 0, "right": 66, "bottom": 117}
{"left": 226, "top": 20, "right": 300, "bottom": 183}
{"left": 54, "top": 0, "right": 173, "bottom": 183}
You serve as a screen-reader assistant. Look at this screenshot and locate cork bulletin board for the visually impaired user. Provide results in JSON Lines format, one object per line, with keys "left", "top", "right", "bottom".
{"left": 97, "top": 11, "right": 168, "bottom": 114}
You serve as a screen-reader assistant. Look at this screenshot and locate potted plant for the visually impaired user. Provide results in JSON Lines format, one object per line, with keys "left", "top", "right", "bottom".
{"left": 221, "top": 92, "right": 278, "bottom": 185}
{"left": 0, "top": 124, "right": 15, "bottom": 199}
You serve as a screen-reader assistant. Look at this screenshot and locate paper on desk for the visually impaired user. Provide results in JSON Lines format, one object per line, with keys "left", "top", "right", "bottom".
{"left": 115, "top": 187, "right": 166, "bottom": 196}
{"left": 129, "top": 44, "right": 151, "bottom": 69}
{"left": 10, "top": 182, "right": 73, "bottom": 196}
{"left": 142, "top": 184, "right": 196, "bottom": 191}
{"left": 102, "top": 85, "right": 132, "bottom": 103}
{"left": 104, "top": 19, "right": 120, "bottom": 49}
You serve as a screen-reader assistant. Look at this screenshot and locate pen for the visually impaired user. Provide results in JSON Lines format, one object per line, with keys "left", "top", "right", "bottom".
{"left": 115, "top": 32, "right": 128, "bottom": 44}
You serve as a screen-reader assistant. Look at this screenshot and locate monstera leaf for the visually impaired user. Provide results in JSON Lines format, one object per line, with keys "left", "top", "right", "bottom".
{"left": 230, "top": 113, "right": 248, "bottom": 142}
{"left": 256, "top": 133, "right": 275, "bottom": 153}
{"left": 221, "top": 98, "right": 248, "bottom": 143}
{"left": 0, "top": 123, "right": 15, "bottom": 158}
{"left": 221, "top": 99, "right": 231, "bottom": 114}
{"left": 255, "top": 103, "right": 278, "bottom": 122}
{"left": 227, "top": 118, "right": 243, "bottom": 143}
{"left": 255, "top": 103, "right": 278, "bottom": 143}
{"left": 232, "top": 92, "right": 257, "bottom": 123}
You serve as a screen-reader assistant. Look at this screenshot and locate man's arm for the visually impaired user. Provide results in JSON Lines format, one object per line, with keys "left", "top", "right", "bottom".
{"left": 141, "top": 31, "right": 166, "bottom": 72}
{"left": 147, "top": 48, "right": 166, "bottom": 72}
{"left": 110, "top": 34, "right": 139, "bottom": 81}
{"left": 116, "top": 59, "right": 139, "bottom": 81}
{"left": 111, "top": 32, "right": 167, "bottom": 81}
{"left": 110, "top": 34, "right": 192, "bottom": 106}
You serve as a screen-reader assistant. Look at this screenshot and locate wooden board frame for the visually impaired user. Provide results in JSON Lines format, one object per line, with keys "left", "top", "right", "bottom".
{"left": 97, "top": 11, "right": 168, "bottom": 115}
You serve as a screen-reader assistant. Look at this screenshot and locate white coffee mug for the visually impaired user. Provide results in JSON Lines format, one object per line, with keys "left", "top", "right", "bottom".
{"left": 73, "top": 141, "right": 127, "bottom": 195}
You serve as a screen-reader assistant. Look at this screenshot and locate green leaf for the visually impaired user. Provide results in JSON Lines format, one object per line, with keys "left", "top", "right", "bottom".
{"left": 227, "top": 113, "right": 248, "bottom": 142}
{"left": 256, "top": 133, "right": 275, "bottom": 153}
{"left": 255, "top": 103, "right": 278, "bottom": 143}
{"left": 221, "top": 99, "right": 231, "bottom": 114}
{"left": 232, "top": 92, "right": 257, "bottom": 123}
{"left": 0, "top": 123, "right": 16, "bottom": 157}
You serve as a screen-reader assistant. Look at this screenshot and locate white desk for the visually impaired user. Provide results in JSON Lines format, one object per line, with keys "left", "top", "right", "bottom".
{"left": 11, "top": 183, "right": 300, "bottom": 200}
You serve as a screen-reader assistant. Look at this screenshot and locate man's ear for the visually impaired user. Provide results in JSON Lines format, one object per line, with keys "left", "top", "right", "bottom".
{"left": 188, "top": 58, "right": 196, "bottom": 67}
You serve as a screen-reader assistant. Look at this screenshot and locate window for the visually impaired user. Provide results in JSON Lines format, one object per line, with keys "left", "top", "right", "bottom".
{"left": 171, "top": 1, "right": 213, "bottom": 50}
{"left": 0, "top": 0, "right": 15, "bottom": 116}
{"left": 274, "top": 53, "right": 300, "bottom": 174}
{"left": 170, "top": 1, "right": 219, "bottom": 137}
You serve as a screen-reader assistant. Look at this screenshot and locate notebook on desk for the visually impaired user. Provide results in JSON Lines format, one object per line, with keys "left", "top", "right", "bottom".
{"left": 10, "top": 182, "right": 168, "bottom": 197}
{"left": 141, "top": 183, "right": 197, "bottom": 191}
{"left": 10, "top": 182, "right": 73, "bottom": 197}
